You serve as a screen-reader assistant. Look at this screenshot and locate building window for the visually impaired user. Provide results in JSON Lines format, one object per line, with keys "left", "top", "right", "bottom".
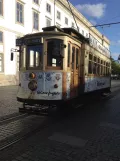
{"left": 82, "top": 30, "right": 84, "bottom": 36}
{"left": 0, "top": 0, "right": 3, "bottom": 16}
{"left": 86, "top": 33, "right": 89, "bottom": 38}
{"left": 0, "top": 31, "right": 3, "bottom": 43}
{"left": 72, "top": 22, "right": 74, "bottom": 28}
{"left": 77, "top": 27, "right": 80, "bottom": 32}
{"left": 33, "top": 11, "right": 39, "bottom": 30}
{"left": 33, "top": 0, "right": 39, "bottom": 5}
{"left": 16, "top": 1, "right": 24, "bottom": 24}
{"left": 46, "top": 18, "right": 51, "bottom": 27}
{"left": 46, "top": 3, "right": 51, "bottom": 13}
{"left": 65, "top": 17, "right": 68, "bottom": 25}
{"left": 0, "top": 53, "right": 4, "bottom": 73}
{"left": 56, "top": 23, "right": 61, "bottom": 28}
{"left": 57, "top": 11, "right": 61, "bottom": 20}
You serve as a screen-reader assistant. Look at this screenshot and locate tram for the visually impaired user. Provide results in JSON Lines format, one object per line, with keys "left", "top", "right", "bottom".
{"left": 12, "top": 26, "right": 111, "bottom": 110}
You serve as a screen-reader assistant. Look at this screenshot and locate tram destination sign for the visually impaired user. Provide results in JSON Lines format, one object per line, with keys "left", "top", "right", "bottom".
{"left": 89, "top": 35, "right": 110, "bottom": 58}
{"left": 16, "top": 37, "right": 42, "bottom": 46}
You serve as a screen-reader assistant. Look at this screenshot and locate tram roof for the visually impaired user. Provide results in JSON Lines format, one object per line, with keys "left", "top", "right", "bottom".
{"left": 42, "top": 26, "right": 89, "bottom": 43}
{"left": 21, "top": 26, "right": 89, "bottom": 44}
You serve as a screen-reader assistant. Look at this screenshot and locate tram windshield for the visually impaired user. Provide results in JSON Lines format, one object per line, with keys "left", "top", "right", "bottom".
{"left": 47, "top": 39, "right": 63, "bottom": 68}
{"left": 27, "top": 44, "right": 43, "bottom": 69}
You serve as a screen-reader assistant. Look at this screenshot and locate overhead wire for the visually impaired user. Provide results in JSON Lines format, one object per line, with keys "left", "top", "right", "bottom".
{"left": 66, "top": 0, "right": 79, "bottom": 32}
{"left": 90, "top": 21, "right": 120, "bottom": 28}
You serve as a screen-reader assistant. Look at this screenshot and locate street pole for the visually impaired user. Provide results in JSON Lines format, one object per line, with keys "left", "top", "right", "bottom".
{"left": 54, "top": 0, "right": 56, "bottom": 26}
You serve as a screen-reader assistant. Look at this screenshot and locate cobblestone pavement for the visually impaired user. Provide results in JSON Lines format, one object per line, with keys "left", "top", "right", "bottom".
{"left": 111, "top": 80, "right": 120, "bottom": 87}
{"left": 1, "top": 84, "right": 120, "bottom": 160}
{"left": 0, "top": 80, "right": 119, "bottom": 119}
{"left": 0, "top": 86, "right": 22, "bottom": 118}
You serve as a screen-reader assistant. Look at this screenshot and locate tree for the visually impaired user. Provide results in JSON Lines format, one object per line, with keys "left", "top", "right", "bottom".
{"left": 111, "top": 56, "right": 120, "bottom": 74}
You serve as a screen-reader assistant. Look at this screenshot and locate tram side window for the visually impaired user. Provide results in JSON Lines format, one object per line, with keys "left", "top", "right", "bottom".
{"left": 88, "top": 54, "right": 93, "bottom": 74}
{"left": 97, "top": 58, "right": 100, "bottom": 75}
{"left": 72, "top": 47, "right": 75, "bottom": 69}
{"left": 20, "top": 46, "right": 26, "bottom": 69}
{"left": 104, "top": 61, "right": 106, "bottom": 75}
{"left": 76, "top": 48, "right": 79, "bottom": 69}
{"left": 67, "top": 43, "right": 70, "bottom": 67}
{"left": 106, "top": 62, "right": 108, "bottom": 75}
{"left": 47, "top": 39, "right": 63, "bottom": 67}
{"left": 28, "top": 45, "right": 43, "bottom": 68}
{"left": 106, "top": 62, "right": 110, "bottom": 75}
{"left": 93, "top": 56, "right": 97, "bottom": 74}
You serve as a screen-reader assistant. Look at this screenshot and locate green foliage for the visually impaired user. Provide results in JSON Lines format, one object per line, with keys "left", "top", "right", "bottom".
{"left": 111, "top": 56, "right": 120, "bottom": 74}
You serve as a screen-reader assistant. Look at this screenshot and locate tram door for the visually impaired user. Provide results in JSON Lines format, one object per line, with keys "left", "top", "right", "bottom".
{"left": 71, "top": 46, "right": 80, "bottom": 97}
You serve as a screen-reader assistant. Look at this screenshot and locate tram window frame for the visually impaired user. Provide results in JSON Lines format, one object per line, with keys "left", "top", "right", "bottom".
{"left": 106, "top": 62, "right": 108, "bottom": 75}
{"left": 88, "top": 53, "right": 93, "bottom": 74}
{"left": 26, "top": 44, "right": 43, "bottom": 70}
{"left": 104, "top": 61, "right": 106, "bottom": 75}
{"left": 88, "top": 53, "right": 110, "bottom": 76}
{"left": 101, "top": 60, "right": 103, "bottom": 75}
{"left": 93, "top": 56, "right": 97, "bottom": 74}
{"left": 72, "top": 47, "right": 75, "bottom": 70}
{"left": 107, "top": 62, "right": 110, "bottom": 75}
{"left": 76, "top": 48, "right": 79, "bottom": 69}
{"left": 19, "top": 46, "right": 26, "bottom": 70}
{"left": 97, "top": 58, "right": 100, "bottom": 75}
{"left": 46, "top": 39, "right": 64, "bottom": 70}
{"left": 67, "top": 43, "right": 70, "bottom": 67}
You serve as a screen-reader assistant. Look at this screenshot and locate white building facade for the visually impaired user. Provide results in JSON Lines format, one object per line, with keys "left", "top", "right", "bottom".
{"left": 0, "top": 0, "right": 110, "bottom": 86}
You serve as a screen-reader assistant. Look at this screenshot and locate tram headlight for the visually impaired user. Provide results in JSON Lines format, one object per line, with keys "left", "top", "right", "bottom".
{"left": 28, "top": 80, "right": 37, "bottom": 91}
{"left": 29, "top": 72, "right": 36, "bottom": 79}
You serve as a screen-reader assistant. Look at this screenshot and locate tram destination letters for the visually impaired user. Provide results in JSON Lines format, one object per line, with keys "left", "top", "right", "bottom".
{"left": 37, "top": 90, "right": 60, "bottom": 96}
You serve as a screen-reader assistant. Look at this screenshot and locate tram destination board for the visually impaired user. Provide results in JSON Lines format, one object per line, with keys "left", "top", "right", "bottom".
{"left": 16, "top": 37, "right": 42, "bottom": 46}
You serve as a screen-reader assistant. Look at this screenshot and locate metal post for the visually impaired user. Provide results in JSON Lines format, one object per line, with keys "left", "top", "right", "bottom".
{"left": 54, "top": 0, "right": 56, "bottom": 26}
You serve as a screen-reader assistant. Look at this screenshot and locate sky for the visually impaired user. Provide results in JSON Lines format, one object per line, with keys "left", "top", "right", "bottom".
{"left": 69, "top": 0, "right": 120, "bottom": 60}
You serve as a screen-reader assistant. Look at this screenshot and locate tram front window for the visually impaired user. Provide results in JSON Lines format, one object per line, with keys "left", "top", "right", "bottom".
{"left": 47, "top": 39, "right": 63, "bottom": 68}
{"left": 27, "top": 45, "right": 43, "bottom": 69}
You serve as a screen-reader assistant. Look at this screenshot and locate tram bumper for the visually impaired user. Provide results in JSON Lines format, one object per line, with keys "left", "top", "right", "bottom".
{"left": 17, "top": 97, "right": 64, "bottom": 106}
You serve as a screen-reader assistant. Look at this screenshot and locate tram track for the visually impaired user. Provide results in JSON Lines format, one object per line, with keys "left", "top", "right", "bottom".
{"left": 0, "top": 113, "right": 58, "bottom": 152}
{"left": 0, "top": 113, "right": 28, "bottom": 125}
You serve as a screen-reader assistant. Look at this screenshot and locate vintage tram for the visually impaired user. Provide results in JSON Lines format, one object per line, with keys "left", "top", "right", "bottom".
{"left": 13, "top": 26, "right": 111, "bottom": 110}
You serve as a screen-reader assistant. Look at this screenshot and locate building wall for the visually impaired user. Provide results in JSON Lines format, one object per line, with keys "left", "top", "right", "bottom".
{"left": 0, "top": 0, "right": 110, "bottom": 86}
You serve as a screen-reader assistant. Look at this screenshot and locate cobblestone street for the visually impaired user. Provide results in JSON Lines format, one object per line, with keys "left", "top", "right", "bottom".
{"left": 0, "top": 0, "right": 120, "bottom": 160}
{"left": 0, "top": 86, "right": 22, "bottom": 119}
{"left": 0, "top": 81, "right": 120, "bottom": 161}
